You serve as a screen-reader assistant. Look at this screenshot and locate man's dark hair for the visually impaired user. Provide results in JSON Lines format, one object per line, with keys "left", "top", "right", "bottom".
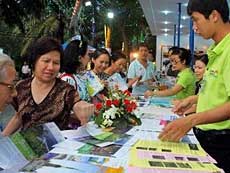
{"left": 138, "top": 42, "right": 149, "bottom": 50}
{"left": 187, "top": 0, "right": 229, "bottom": 23}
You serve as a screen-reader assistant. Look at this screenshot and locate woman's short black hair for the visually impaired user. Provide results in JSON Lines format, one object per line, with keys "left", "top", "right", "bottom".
{"left": 171, "top": 48, "right": 192, "bottom": 66}
{"left": 195, "top": 54, "right": 209, "bottom": 65}
{"left": 62, "top": 40, "right": 88, "bottom": 74}
{"left": 28, "top": 37, "right": 63, "bottom": 71}
{"left": 111, "top": 51, "right": 126, "bottom": 63}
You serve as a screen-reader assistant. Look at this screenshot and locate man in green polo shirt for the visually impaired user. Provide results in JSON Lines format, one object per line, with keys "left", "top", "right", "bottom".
{"left": 159, "top": 0, "right": 230, "bottom": 172}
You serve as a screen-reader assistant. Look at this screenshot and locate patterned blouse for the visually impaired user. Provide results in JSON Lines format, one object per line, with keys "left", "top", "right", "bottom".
{"left": 13, "top": 78, "right": 80, "bottom": 130}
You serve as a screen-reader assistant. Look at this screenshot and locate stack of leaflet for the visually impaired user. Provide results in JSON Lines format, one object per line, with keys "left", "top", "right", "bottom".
{"left": 128, "top": 140, "right": 222, "bottom": 173}
{"left": 3, "top": 122, "right": 125, "bottom": 173}
{"left": 150, "top": 96, "right": 174, "bottom": 108}
{"left": 0, "top": 136, "right": 28, "bottom": 172}
{"left": 0, "top": 122, "right": 64, "bottom": 172}
{"left": 47, "top": 122, "right": 135, "bottom": 172}
{"left": 51, "top": 122, "right": 134, "bottom": 158}
{"left": 20, "top": 153, "right": 123, "bottom": 173}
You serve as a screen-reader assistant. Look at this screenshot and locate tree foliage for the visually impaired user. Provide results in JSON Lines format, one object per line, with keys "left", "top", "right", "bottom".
{"left": 0, "top": 0, "right": 151, "bottom": 61}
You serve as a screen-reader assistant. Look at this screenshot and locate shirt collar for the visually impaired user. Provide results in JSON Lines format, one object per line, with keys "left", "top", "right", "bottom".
{"left": 207, "top": 33, "right": 230, "bottom": 58}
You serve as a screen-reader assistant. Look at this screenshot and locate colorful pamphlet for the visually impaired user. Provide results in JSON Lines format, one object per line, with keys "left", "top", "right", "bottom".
{"left": 127, "top": 140, "right": 221, "bottom": 172}
{"left": 10, "top": 122, "right": 64, "bottom": 160}
{"left": 85, "top": 71, "right": 104, "bottom": 96}
{"left": 0, "top": 122, "right": 64, "bottom": 171}
{"left": 20, "top": 153, "right": 124, "bottom": 173}
{"left": 107, "top": 73, "right": 128, "bottom": 91}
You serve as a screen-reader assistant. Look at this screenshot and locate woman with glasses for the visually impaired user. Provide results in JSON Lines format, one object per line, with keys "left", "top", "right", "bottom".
{"left": 172, "top": 54, "right": 209, "bottom": 116}
{"left": 144, "top": 48, "right": 196, "bottom": 100}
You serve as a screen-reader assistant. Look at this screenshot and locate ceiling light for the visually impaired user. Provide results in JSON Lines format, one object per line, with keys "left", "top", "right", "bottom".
{"left": 162, "top": 28, "right": 170, "bottom": 32}
{"left": 182, "top": 3, "right": 188, "bottom": 7}
{"left": 164, "top": 33, "right": 168, "bottom": 36}
{"left": 161, "top": 10, "right": 172, "bottom": 15}
{"left": 163, "top": 21, "right": 170, "bottom": 24}
{"left": 182, "top": 16, "right": 189, "bottom": 20}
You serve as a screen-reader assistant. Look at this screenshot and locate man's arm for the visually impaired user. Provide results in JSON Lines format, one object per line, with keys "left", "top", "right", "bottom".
{"left": 172, "top": 95, "right": 198, "bottom": 116}
{"left": 127, "top": 76, "right": 142, "bottom": 88}
{"left": 159, "top": 101, "right": 230, "bottom": 142}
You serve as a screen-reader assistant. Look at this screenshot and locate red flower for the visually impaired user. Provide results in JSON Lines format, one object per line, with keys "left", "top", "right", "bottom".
{"left": 124, "top": 99, "right": 130, "bottom": 105}
{"left": 106, "top": 99, "right": 112, "bottom": 107}
{"left": 124, "top": 90, "right": 131, "bottom": 96}
{"left": 130, "top": 101, "right": 137, "bottom": 110}
{"left": 126, "top": 105, "right": 133, "bottom": 113}
{"left": 95, "top": 102, "right": 103, "bottom": 111}
{"left": 112, "top": 99, "right": 120, "bottom": 106}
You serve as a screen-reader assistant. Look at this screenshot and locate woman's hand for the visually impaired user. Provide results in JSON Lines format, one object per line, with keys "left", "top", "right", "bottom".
{"left": 101, "top": 80, "right": 109, "bottom": 88}
{"left": 73, "top": 101, "right": 95, "bottom": 125}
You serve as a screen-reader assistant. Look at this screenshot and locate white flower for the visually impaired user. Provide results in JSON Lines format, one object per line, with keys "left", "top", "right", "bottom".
{"left": 102, "top": 106, "right": 120, "bottom": 120}
{"left": 112, "top": 93, "right": 120, "bottom": 99}
{"left": 102, "top": 118, "right": 113, "bottom": 127}
{"left": 133, "top": 108, "right": 142, "bottom": 118}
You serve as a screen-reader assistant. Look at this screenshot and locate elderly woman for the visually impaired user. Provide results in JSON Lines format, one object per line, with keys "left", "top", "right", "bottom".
{"left": 3, "top": 37, "right": 94, "bottom": 136}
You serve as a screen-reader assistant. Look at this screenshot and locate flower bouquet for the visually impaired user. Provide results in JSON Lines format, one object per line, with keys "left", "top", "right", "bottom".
{"left": 94, "top": 89, "right": 142, "bottom": 129}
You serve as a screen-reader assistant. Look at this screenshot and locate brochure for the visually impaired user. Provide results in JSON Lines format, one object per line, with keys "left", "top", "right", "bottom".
{"left": 84, "top": 71, "right": 104, "bottom": 97}
{"left": 10, "top": 122, "right": 64, "bottom": 160}
{"left": 20, "top": 153, "right": 123, "bottom": 173}
{"left": 107, "top": 73, "right": 128, "bottom": 91}
{"left": 0, "top": 136, "right": 28, "bottom": 170}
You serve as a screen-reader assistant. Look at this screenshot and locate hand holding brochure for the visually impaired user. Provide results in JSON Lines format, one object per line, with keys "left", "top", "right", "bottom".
{"left": 107, "top": 73, "right": 128, "bottom": 91}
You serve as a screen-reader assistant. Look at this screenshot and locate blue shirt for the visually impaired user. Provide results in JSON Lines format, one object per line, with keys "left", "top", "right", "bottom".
{"left": 127, "top": 59, "right": 156, "bottom": 95}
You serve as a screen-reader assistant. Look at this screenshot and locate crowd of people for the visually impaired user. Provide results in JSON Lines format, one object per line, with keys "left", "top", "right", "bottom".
{"left": 0, "top": 0, "right": 230, "bottom": 172}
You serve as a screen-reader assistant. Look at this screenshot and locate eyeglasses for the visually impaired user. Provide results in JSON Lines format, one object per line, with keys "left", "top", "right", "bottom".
{"left": 171, "top": 60, "right": 181, "bottom": 64}
{"left": 0, "top": 81, "right": 16, "bottom": 91}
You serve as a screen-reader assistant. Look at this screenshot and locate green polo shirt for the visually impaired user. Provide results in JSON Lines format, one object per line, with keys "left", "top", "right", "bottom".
{"left": 176, "top": 68, "right": 196, "bottom": 99}
{"left": 196, "top": 34, "right": 230, "bottom": 131}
